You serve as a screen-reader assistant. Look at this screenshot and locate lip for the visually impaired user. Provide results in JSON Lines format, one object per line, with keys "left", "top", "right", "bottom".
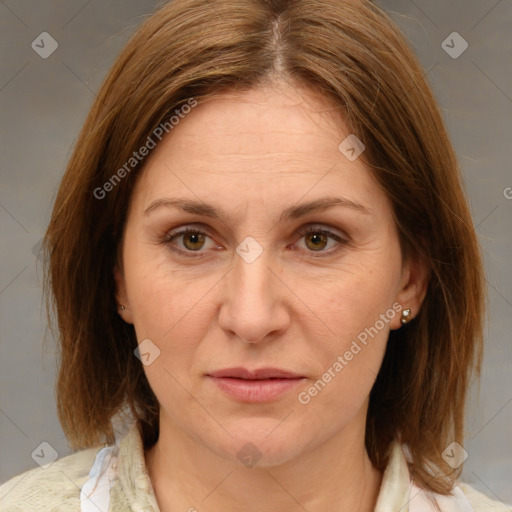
{"left": 206, "top": 367, "right": 306, "bottom": 403}
{"left": 208, "top": 367, "right": 304, "bottom": 380}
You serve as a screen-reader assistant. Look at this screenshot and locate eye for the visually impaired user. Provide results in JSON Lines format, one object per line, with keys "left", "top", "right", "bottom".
{"left": 294, "top": 225, "right": 348, "bottom": 256}
{"left": 162, "top": 224, "right": 348, "bottom": 258}
{"left": 163, "top": 227, "right": 217, "bottom": 257}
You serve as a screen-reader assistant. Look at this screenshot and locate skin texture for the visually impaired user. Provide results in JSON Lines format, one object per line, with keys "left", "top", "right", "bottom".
{"left": 114, "top": 80, "right": 429, "bottom": 512}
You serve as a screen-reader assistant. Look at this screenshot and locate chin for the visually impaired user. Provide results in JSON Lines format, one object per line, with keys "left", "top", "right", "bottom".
{"left": 204, "top": 419, "right": 310, "bottom": 468}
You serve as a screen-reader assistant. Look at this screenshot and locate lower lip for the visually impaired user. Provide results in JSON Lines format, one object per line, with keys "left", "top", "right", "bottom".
{"left": 207, "top": 376, "right": 305, "bottom": 403}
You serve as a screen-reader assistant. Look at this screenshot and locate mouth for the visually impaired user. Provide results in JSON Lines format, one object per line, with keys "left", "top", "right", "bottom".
{"left": 207, "top": 367, "right": 305, "bottom": 380}
{"left": 206, "top": 367, "right": 306, "bottom": 403}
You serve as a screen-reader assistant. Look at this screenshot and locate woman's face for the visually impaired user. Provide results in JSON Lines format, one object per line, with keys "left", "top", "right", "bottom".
{"left": 115, "top": 82, "right": 427, "bottom": 466}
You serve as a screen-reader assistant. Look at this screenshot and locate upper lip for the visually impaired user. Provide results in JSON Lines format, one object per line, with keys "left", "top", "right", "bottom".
{"left": 207, "top": 367, "right": 304, "bottom": 380}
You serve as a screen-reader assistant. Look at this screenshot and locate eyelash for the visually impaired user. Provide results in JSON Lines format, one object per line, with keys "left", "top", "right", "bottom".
{"left": 161, "top": 225, "right": 349, "bottom": 259}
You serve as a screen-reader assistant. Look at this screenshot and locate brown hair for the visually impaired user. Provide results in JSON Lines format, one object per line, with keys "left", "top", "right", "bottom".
{"left": 43, "top": 0, "right": 485, "bottom": 494}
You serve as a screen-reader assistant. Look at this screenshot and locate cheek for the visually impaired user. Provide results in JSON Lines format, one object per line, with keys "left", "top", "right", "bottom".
{"left": 301, "top": 264, "right": 399, "bottom": 405}
{"left": 122, "top": 241, "right": 206, "bottom": 334}
{"left": 313, "top": 267, "right": 398, "bottom": 343}
{"left": 302, "top": 295, "right": 391, "bottom": 419}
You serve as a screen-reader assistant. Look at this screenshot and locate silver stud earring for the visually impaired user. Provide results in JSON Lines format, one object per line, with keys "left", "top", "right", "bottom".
{"left": 119, "top": 305, "right": 126, "bottom": 311}
{"left": 400, "top": 308, "right": 412, "bottom": 324}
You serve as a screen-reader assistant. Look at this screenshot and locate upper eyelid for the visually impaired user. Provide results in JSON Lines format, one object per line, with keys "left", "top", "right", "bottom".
{"left": 166, "top": 222, "right": 347, "bottom": 240}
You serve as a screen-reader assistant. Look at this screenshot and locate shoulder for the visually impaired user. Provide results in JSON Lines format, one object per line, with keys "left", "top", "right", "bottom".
{"left": 0, "top": 445, "right": 102, "bottom": 512}
{"left": 459, "top": 482, "right": 512, "bottom": 512}
{"left": 389, "top": 442, "right": 511, "bottom": 512}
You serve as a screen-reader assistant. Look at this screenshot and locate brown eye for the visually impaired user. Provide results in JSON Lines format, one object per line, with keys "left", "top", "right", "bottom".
{"left": 295, "top": 225, "right": 348, "bottom": 256}
{"left": 163, "top": 224, "right": 347, "bottom": 259}
{"left": 304, "top": 232, "right": 328, "bottom": 251}
{"left": 164, "top": 227, "right": 215, "bottom": 257}
{"left": 182, "top": 231, "right": 206, "bottom": 251}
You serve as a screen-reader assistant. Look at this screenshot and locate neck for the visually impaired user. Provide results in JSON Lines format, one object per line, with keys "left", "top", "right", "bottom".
{"left": 145, "top": 411, "right": 383, "bottom": 512}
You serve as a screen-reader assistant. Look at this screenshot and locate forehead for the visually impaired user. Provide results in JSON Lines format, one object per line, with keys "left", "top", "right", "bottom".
{"left": 163, "top": 84, "right": 348, "bottom": 165}
{"left": 130, "top": 84, "right": 389, "bottom": 219}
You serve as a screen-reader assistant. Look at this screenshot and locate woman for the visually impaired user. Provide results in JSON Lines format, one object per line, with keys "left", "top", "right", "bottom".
{"left": 0, "top": 0, "right": 509, "bottom": 510}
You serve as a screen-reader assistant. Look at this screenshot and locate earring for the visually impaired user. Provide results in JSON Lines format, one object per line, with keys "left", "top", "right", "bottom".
{"left": 400, "top": 308, "right": 412, "bottom": 324}
{"left": 119, "top": 305, "right": 126, "bottom": 311}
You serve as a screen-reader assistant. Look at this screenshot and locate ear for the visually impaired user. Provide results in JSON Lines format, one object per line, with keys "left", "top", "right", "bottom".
{"left": 390, "top": 252, "right": 430, "bottom": 330}
{"left": 114, "top": 263, "right": 134, "bottom": 324}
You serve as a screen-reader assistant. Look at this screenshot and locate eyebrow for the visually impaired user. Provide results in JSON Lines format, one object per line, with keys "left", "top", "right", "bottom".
{"left": 144, "top": 196, "right": 372, "bottom": 222}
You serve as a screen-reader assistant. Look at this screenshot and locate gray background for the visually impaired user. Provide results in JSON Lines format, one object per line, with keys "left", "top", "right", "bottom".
{"left": 1, "top": 0, "right": 511, "bottom": 505}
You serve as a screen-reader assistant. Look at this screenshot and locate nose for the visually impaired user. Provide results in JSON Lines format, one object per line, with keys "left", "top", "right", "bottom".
{"left": 218, "top": 247, "right": 290, "bottom": 344}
